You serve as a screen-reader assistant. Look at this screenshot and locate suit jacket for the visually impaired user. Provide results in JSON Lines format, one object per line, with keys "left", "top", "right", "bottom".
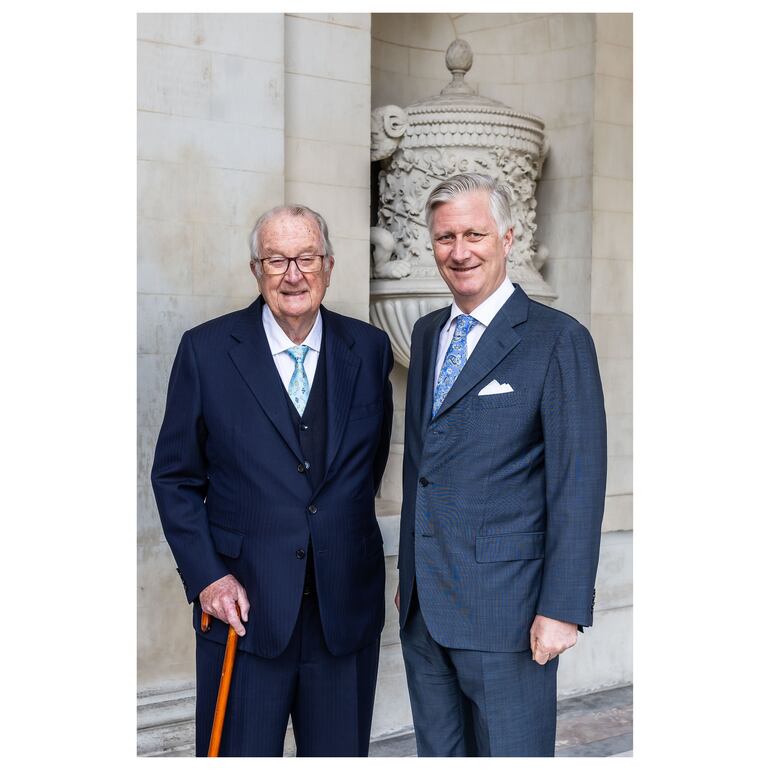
{"left": 398, "top": 285, "right": 607, "bottom": 652}
{"left": 152, "top": 297, "right": 393, "bottom": 658}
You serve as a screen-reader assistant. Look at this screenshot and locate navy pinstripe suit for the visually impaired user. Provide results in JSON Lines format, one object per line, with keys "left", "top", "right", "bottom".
{"left": 398, "top": 284, "right": 607, "bottom": 755}
{"left": 152, "top": 296, "right": 393, "bottom": 755}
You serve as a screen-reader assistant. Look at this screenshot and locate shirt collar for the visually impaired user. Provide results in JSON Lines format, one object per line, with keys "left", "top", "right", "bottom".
{"left": 446, "top": 279, "right": 515, "bottom": 330}
{"left": 262, "top": 303, "right": 323, "bottom": 355}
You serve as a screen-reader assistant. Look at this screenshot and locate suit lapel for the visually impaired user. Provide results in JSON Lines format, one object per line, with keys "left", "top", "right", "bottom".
{"left": 318, "top": 306, "right": 361, "bottom": 491}
{"left": 420, "top": 307, "right": 450, "bottom": 441}
{"left": 433, "top": 286, "right": 530, "bottom": 420}
{"left": 227, "top": 297, "right": 304, "bottom": 464}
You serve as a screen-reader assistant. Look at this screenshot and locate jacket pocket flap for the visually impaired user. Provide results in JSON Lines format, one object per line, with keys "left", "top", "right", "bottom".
{"left": 210, "top": 523, "right": 244, "bottom": 558}
{"left": 475, "top": 531, "right": 545, "bottom": 563}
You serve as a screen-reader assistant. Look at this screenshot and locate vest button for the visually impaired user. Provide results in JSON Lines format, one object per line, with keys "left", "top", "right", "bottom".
{"left": 419, "top": 477, "right": 429, "bottom": 487}
{"left": 308, "top": 504, "right": 317, "bottom": 514}
{"left": 296, "top": 548, "right": 306, "bottom": 559}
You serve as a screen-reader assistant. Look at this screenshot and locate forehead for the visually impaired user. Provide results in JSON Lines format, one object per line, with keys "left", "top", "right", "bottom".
{"left": 260, "top": 212, "right": 322, "bottom": 250}
{"left": 430, "top": 190, "right": 494, "bottom": 231}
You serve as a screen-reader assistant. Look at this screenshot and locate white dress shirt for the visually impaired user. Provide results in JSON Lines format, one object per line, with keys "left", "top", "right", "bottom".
{"left": 262, "top": 304, "right": 323, "bottom": 393}
{"left": 434, "top": 280, "right": 515, "bottom": 390}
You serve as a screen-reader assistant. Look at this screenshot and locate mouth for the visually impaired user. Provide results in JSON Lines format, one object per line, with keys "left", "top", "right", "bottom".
{"left": 280, "top": 289, "right": 309, "bottom": 296}
{"left": 450, "top": 265, "right": 479, "bottom": 274}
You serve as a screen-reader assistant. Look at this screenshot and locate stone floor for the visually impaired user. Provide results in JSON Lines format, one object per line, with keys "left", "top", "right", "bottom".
{"left": 368, "top": 685, "right": 633, "bottom": 758}
{"left": 155, "top": 684, "right": 633, "bottom": 757}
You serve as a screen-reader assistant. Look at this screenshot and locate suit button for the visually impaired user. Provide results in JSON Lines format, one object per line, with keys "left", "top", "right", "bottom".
{"left": 308, "top": 504, "right": 317, "bottom": 514}
{"left": 419, "top": 477, "right": 429, "bottom": 487}
{"left": 300, "top": 424, "right": 309, "bottom": 431}
{"left": 296, "top": 548, "right": 306, "bottom": 559}
{"left": 297, "top": 463, "right": 305, "bottom": 473}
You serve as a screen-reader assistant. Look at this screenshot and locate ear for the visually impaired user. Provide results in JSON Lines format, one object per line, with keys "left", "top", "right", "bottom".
{"left": 250, "top": 260, "right": 261, "bottom": 282}
{"left": 325, "top": 255, "right": 335, "bottom": 287}
{"left": 502, "top": 227, "right": 514, "bottom": 256}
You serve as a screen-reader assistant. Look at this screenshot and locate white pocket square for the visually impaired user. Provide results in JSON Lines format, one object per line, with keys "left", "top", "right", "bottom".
{"left": 478, "top": 379, "right": 514, "bottom": 396}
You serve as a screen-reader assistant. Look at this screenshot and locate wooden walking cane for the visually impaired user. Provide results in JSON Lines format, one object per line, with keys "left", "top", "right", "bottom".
{"left": 201, "top": 604, "right": 241, "bottom": 757}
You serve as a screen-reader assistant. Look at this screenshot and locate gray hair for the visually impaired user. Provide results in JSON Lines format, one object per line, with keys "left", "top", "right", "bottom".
{"left": 248, "top": 205, "right": 334, "bottom": 274}
{"left": 424, "top": 173, "right": 515, "bottom": 239}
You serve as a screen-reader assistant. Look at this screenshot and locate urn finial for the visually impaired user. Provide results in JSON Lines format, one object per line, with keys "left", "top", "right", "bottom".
{"left": 441, "top": 39, "right": 474, "bottom": 95}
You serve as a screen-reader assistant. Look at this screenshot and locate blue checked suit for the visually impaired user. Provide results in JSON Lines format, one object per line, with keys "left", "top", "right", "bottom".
{"left": 399, "top": 284, "right": 607, "bottom": 656}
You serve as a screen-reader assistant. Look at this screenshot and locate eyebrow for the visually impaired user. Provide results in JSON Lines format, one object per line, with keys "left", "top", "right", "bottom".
{"left": 435, "top": 229, "right": 488, "bottom": 237}
{"left": 263, "top": 244, "right": 320, "bottom": 255}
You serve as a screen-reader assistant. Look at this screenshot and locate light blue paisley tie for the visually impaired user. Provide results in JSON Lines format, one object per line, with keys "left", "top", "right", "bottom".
{"left": 285, "top": 344, "right": 310, "bottom": 416}
{"left": 432, "top": 314, "right": 479, "bottom": 417}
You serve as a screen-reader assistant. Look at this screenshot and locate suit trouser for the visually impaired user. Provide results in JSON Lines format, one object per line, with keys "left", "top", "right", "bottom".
{"left": 195, "top": 581, "right": 380, "bottom": 757}
{"left": 400, "top": 590, "right": 558, "bottom": 757}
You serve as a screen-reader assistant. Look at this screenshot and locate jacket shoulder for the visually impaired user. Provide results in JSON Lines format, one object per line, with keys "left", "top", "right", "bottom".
{"left": 526, "top": 297, "right": 592, "bottom": 339}
{"left": 324, "top": 307, "right": 390, "bottom": 349}
{"left": 183, "top": 304, "right": 254, "bottom": 345}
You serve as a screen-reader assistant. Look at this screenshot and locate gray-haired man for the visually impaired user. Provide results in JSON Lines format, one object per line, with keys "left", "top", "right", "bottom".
{"left": 396, "top": 174, "right": 607, "bottom": 756}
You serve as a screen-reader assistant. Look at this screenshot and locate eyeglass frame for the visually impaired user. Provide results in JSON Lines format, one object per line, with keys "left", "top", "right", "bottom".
{"left": 258, "top": 253, "right": 327, "bottom": 275}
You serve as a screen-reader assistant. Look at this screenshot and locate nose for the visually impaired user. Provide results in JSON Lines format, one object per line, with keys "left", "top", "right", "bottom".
{"left": 450, "top": 238, "right": 472, "bottom": 262}
{"left": 283, "top": 260, "right": 305, "bottom": 282}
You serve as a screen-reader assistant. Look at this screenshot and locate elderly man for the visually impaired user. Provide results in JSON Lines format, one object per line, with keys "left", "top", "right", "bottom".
{"left": 396, "top": 174, "right": 607, "bottom": 756}
{"left": 152, "top": 205, "right": 393, "bottom": 756}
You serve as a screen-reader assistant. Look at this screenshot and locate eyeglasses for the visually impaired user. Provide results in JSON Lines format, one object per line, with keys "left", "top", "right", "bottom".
{"left": 260, "top": 254, "right": 325, "bottom": 275}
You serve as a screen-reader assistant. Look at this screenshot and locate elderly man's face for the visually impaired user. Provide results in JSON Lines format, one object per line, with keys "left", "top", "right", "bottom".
{"left": 252, "top": 212, "right": 333, "bottom": 328}
{"left": 430, "top": 190, "right": 513, "bottom": 313}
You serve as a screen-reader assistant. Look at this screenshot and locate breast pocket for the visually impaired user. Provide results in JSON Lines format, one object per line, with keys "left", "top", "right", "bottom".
{"left": 473, "top": 390, "right": 520, "bottom": 410}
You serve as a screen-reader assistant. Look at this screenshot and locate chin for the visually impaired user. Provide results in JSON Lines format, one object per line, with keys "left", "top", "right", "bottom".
{"left": 452, "top": 281, "right": 482, "bottom": 297}
{"left": 279, "top": 298, "right": 311, "bottom": 316}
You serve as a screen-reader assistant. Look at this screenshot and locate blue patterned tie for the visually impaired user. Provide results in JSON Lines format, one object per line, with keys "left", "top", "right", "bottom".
{"left": 432, "top": 314, "right": 479, "bottom": 417}
{"left": 285, "top": 344, "right": 310, "bottom": 416}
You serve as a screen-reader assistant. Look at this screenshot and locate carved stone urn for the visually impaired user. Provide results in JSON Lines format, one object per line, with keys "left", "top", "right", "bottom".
{"left": 370, "top": 39, "right": 556, "bottom": 367}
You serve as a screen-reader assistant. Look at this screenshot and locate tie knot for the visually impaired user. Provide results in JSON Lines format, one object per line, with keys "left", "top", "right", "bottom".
{"left": 285, "top": 344, "right": 310, "bottom": 365}
{"left": 454, "top": 314, "right": 478, "bottom": 337}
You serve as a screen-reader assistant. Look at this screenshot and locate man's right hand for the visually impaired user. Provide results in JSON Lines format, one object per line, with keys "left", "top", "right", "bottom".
{"left": 199, "top": 574, "right": 250, "bottom": 637}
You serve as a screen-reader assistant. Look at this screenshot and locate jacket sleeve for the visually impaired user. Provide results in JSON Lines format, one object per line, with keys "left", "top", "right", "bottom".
{"left": 535, "top": 322, "right": 607, "bottom": 628}
{"left": 373, "top": 335, "right": 394, "bottom": 495}
{"left": 150, "top": 331, "right": 229, "bottom": 603}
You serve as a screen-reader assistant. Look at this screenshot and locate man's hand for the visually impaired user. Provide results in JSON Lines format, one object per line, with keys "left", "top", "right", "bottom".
{"left": 199, "top": 574, "right": 250, "bottom": 637}
{"left": 529, "top": 614, "right": 578, "bottom": 665}
{"left": 394, "top": 586, "right": 400, "bottom": 612}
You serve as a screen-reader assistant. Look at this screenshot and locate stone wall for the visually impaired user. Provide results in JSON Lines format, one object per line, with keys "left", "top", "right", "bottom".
{"left": 592, "top": 14, "right": 633, "bottom": 533}
{"left": 284, "top": 13, "right": 372, "bottom": 322}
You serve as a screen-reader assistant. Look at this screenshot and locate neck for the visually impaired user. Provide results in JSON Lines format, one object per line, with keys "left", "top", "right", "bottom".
{"left": 276, "top": 312, "right": 318, "bottom": 345}
{"left": 454, "top": 278, "right": 507, "bottom": 314}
